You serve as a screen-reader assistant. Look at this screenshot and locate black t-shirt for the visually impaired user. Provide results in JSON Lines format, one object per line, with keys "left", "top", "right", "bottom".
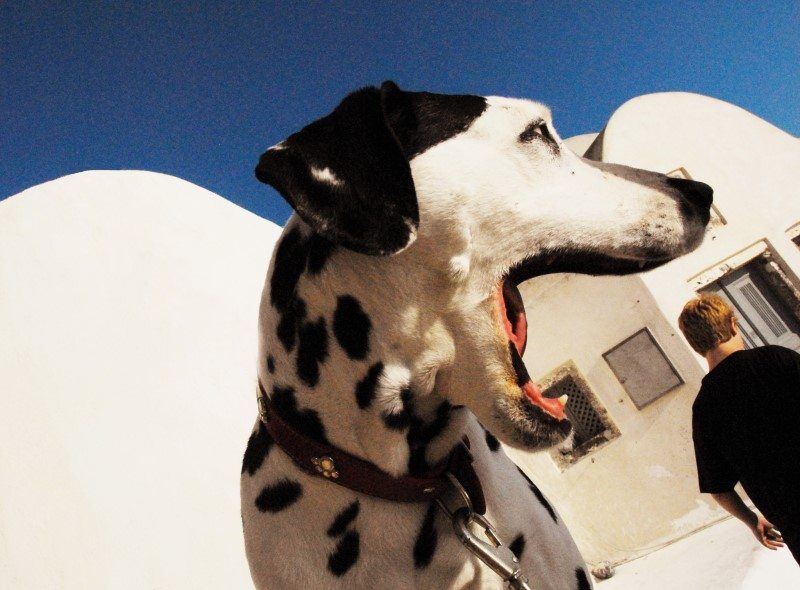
{"left": 692, "top": 345, "right": 800, "bottom": 530}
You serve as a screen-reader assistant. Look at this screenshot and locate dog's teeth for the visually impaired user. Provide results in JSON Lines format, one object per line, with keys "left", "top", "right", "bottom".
{"left": 558, "top": 394, "right": 569, "bottom": 405}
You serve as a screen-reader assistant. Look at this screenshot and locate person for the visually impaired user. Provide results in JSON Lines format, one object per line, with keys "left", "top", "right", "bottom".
{"left": 678, "top": 293, "right": 800, "bottom": 565}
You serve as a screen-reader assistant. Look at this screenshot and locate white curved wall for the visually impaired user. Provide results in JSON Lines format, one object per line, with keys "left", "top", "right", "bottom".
{"left": 0, "top": 171, "right": 281, "bottom": 589}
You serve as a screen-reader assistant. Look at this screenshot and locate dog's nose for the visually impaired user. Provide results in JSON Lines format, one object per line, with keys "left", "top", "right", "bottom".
{"left": 666, "top": 177, "right": 714, "bottom": 210}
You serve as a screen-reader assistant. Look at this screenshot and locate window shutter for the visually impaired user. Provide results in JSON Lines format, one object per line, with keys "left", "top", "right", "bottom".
{"left": 720, "top": 267, "right": 800, "bottom": 352}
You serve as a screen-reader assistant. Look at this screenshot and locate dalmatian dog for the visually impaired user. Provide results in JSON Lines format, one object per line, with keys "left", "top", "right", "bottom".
{"left": 241, "top": 81, "right": 712, "bottom": 589}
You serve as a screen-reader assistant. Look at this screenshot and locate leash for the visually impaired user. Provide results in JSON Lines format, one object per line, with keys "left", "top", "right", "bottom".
{"left": 257, "top": 381, "right": 532, "bottom": 589}
{"left": 435, "top": 473, "right": 532, "bottom": 590}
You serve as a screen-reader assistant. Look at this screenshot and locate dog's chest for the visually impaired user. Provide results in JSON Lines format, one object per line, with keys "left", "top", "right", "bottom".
{"left": 240, "top": 419, "right": 588, "bottom": 590}
{"left": 241, "top": 437, "right": 473, "bottom": 588}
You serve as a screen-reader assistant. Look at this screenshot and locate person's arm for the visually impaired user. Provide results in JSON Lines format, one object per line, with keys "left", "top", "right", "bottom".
{"left": 710, "top": 490, "right": 784, "bottom": 550}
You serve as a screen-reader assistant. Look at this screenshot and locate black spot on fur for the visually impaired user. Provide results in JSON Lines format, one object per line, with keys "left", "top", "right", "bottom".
{"left": 327, "top": 530, "right": 360, "bottom": 577}
{"left": 576, "top": 567, "right": 591, "bottom": 590}
{"left": 509, "top": 340, "right": 531, "bottom": 386}
{"left": 407, "top": 401, "right": 452, "bottom": 475}
{"left": 255, "top": 478, "right": 302, "bottom": 513}
{"left": 355, "top": 362, "right": 383, "bottom": 410}
{"left": 296, "top": 316, "right": 328, "bottom": 387}
{"left": 270, "top": 228, "right": 309, "bottom": 312}
{"left": 276, "top": 305, "right": 296, "bottom": 352}
{"left": 271, "top": 384, "right": 328, "bottom": 444}
{"left": 516, "top": 466, "right": 557, "bottom": 523}
{"left": 276, "top": 297, "right": 307, "bottom": 353}
{"left": 267, "top": 355, "right": 275, "bottom": 374}
{"left": 509, "top": 534, "right": 526, "bottom": 560}
{"left": 270, "top": 228, "right": 310, "bottom": 353}
{"left": 484, "top": 429, "right": 500, "bottom": 452}
{"left": 528, "top": 480, "right": 558, "bottom": 524}
{"left": 241, "top": 421, "right": 274, "bottom": 476}
{"left": 413, "top": 503, "right": 438, "bottom": 568}
{"left": 307, "top": 233, "right": 337, "bottom": 275}
{"left": 333, "top": 295, "right": 371, "bottom": 360}
{"left": 382, "top": 386, "right": 415, "bottom": 430}
{"left": 327, "top": 501, "right": 360, "bottom": 538}
{"left": 382, "top": 85, "right": 488, "bottom": 160}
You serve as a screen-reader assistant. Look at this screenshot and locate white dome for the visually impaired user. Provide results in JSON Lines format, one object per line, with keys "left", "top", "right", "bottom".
{"left": 0, "top": 171, "right": 282, "bottom": 588}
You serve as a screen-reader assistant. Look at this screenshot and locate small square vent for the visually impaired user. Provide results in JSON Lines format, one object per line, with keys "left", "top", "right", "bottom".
{"left": 603, "top": 328, "right": 683, "bottom": 409}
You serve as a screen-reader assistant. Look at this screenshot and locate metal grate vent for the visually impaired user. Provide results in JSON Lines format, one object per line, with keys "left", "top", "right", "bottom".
{"left": 540, "top": 360, "right": 620, "bottom": 469}
{"left": 547, "top": 376, "right": 605, "bottom": 447}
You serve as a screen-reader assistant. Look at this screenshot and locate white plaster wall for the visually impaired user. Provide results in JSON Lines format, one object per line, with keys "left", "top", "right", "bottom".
{"left": 511, "top": 94, "right": 800, "bottom": 565}
{"left": 508, "top": 272, "right": 708, "bottom": 565}
{"left": 0, "top": 171, "right": 281, "bottom": 589}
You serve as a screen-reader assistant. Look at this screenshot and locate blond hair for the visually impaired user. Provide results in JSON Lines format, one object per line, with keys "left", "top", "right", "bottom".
{"left": 678, "top": 293, "right": 736, "bottom": 354}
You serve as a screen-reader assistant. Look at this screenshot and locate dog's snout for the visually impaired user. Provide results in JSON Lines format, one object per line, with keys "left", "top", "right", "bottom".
{"left": 666, "top": 177, "right": 714, "bottom": 210}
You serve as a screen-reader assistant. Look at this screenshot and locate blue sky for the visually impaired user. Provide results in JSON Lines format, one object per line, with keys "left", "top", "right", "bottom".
{"left": 3, "top": 1, "right": 798, "bottom": 224}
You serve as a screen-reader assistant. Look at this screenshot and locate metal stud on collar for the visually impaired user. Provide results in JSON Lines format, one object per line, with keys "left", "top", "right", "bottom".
{"left": 312, "top": 456, "right": 339, "bottom": 479}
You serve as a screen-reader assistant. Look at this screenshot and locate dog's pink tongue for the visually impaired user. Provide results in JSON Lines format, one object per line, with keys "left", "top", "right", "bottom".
{"left": 497, "top": 282, "right": 564, "bottom": 420}
{"left": 522, "top": 381, "right": 567, "bottom": 421}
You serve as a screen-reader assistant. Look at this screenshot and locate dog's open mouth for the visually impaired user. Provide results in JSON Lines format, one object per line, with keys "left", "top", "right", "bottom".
{"left": 496, "top": 278, "right": 567, "bottom": 422}
{"left": 495, "top": 249, "right": 674, "bottom": 424}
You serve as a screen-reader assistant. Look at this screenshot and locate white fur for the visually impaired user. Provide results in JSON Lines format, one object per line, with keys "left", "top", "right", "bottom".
{"left": 375, "top": 364, "right": 412, "bottom": 414}
{"left": 311, "top": 165, "right": 345, "bottom": 186}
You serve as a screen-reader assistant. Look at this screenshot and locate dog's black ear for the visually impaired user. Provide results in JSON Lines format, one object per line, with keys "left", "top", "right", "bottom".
{"left": 255, "top": 82, "right": 418, "bottom": 256}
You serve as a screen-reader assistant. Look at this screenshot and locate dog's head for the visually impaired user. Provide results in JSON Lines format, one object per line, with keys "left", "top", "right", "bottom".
{"left": 256, "top": 81, "right": 712, "bottom": 451}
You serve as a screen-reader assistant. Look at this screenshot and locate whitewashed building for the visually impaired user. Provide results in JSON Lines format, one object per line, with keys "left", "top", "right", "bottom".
{"left": 509, "top": 92, "right": 800, "bottom": 567}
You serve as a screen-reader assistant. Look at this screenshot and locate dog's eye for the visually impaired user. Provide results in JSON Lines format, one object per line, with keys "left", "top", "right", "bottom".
{"left": 519, "top": 120, "right": 557, "bottom": 146}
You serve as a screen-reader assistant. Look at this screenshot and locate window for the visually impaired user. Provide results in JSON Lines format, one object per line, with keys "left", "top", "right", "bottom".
{"left": 540, "top": 362, "right": 620, "bottom": 468}
{"left": 703, "top": 256, "right": 800, "bottom": 352}
{"left": 603, "top": 328, "right": 683, "bottom": 409}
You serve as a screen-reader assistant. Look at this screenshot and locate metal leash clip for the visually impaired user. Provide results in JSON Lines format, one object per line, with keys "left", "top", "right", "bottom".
{"left": 436, "top": 474, "right": 532, "bottom": 590}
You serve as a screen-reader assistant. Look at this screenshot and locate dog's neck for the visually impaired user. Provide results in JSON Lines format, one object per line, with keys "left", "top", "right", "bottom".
{"left": 258, "top": 221, "right": 468, "bottom": 477}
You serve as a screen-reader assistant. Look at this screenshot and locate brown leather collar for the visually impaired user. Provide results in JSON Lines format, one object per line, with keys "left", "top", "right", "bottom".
{"left": 257, "top": 381, "right": 485, "bottom": 514}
